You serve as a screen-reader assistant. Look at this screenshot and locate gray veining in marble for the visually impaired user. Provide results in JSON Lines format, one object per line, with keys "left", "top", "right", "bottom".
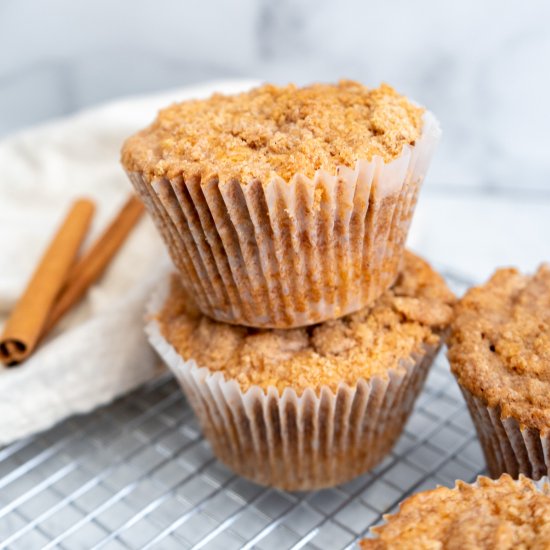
{"left": 1, "top": 0, "right": 549, "bottom": 280}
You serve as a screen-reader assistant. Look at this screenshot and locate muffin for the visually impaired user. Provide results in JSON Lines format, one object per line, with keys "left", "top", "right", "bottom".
{"left": 123, "top": 81, "right": 441, "bottom": 328}
{"left": 360, "top": 474, "right": 550, "bottom": 549}
{"left": 146, "top": 252, "right": 454, "bottom": 490}
{"left": 448, "top": 264, "right": 550, "bottom": 480}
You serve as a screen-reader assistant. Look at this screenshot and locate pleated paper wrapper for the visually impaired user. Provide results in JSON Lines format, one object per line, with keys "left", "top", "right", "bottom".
{"left": 460, "top": 387, "right": 550, "bottom": 480}
{"left": 128, "top": 111, "right": 440, "bottom": 329}
{"left": 145, "top": 279, "right": 441, "bottom": 490}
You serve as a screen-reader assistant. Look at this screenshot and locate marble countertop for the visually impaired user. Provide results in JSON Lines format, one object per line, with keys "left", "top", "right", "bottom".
{"left": 0, "top": 0, "right": 548, "bottom": 284}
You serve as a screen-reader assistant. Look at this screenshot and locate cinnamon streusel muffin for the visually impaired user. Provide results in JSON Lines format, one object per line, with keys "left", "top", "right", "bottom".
{"left": 123, "top": 81, "right": 441, "bottom": 328}
{"left": 448, "top": 264, "right": 550, "bottom": 480}
{"left": 146, "top": 252, "right": 454, "bottom": 490}
{"left": 360, "top": 475, "right": 550, "bottom": 549}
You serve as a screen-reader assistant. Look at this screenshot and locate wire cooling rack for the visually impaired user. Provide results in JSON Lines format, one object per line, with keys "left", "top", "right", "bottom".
{"left": 0, "top": 269, "right": 485, "bottom": 550}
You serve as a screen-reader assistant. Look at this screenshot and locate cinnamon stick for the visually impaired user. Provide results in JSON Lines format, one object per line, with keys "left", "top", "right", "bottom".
{"left": 42, "top": 195, "right": 144, "bottom": 333}
{"left": 0, "top": 199, "right": 95, "bottom": 366}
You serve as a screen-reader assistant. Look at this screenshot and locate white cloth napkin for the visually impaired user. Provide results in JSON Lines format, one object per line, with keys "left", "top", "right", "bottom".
{"left": 0, "top": 79, "right": 260, "bottom": 445}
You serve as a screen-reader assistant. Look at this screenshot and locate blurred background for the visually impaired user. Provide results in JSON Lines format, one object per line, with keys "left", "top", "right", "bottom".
{"left": 1, "top": 0, "right": 548, "bottom": 276}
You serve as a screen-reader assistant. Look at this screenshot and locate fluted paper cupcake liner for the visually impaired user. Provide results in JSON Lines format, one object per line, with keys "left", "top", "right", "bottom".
{"left": 128, "top": 111, "right": 440, "bottom": 328}
{"left": 460, "top": 387, "right": 550, "bottom": 480}
{"left": 145, "top": 280, "right": 441, "bottom": 490}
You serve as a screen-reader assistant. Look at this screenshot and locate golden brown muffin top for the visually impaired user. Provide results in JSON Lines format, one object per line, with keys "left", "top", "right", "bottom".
{"left": 448, "top": 265, "right": 550, "bottom": 432}
{"left": 360, "top": 475, "right": 550, "bottom": 550}
{"left": 156, "top": 252, "right": 454, "bottom": 394}
{"left": 121, "top": 81, "right": 424, "bottom": 183}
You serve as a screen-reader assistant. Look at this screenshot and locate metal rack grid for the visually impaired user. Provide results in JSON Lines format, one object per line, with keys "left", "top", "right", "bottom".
{"left": 0, "top": 270, "right": 484, "bottom": 550}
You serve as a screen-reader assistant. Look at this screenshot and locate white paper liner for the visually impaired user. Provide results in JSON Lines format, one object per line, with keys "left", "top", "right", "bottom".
{"left": 460, "top": 387, "right": 550, "bottom": 480}
{"left": 145, "top": 278, "right": 441, "bottom": 490}
{"left": 128, "top": 110, "right": 441, "bottom": 328}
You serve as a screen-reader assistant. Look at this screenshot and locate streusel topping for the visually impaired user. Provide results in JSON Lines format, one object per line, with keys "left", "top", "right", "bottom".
{"left": 448, "top": 265, "right": 550, "bottom": 431}
{"left": 157, "top": 252, "right": 454, "bottom": 394}
{"left": 360, "top": 475, "right": 550, "bottom": 550}
{"left": 122, "top": 81, "right": 424, "bottom": 182}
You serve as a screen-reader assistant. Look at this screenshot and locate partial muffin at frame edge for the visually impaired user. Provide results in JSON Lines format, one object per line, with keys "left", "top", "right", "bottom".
{"left": 448, "top": 263, "right": 550, "bottom": 480}
{"left": 360, "top": 474, "right": 550, "bottom": 549}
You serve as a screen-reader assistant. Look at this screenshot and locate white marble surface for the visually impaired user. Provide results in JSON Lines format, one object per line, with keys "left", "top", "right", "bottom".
{"left": 0, "top": 0, "right": 548, "bottom": 281}
{"left": 410, "top": 190, "right": 550, "bottom": 282}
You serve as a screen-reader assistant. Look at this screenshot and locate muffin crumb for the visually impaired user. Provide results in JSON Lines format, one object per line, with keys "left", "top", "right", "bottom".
{"left": 158, "top": 251, "right": 455, "bottom": 394}
{"left": 360, "top": 475, "right": 550, "bottom": 549}
{"left": 448, "top": 264, "right": 550, "bottom": 431}
{"left": 122, "top": 81, "right": 424, "bottom": 182}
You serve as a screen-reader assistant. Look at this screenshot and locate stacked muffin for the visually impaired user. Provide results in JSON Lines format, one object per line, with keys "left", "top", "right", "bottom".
{"left": 121, "top": 81, "right": 453, "bottom": 490}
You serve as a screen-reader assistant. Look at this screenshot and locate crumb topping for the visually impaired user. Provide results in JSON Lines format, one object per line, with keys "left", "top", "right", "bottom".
{"left": 157, "top": 252, "right": 454, "bottom": 394}
{"left": 121, "top": 81, "right": 424, "bottom": 183}
{"left": 360, "top": 475, "right": 550, "bottom": 550}
{"left": 448, "top": 265, "right": 550, "bottom": 432}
